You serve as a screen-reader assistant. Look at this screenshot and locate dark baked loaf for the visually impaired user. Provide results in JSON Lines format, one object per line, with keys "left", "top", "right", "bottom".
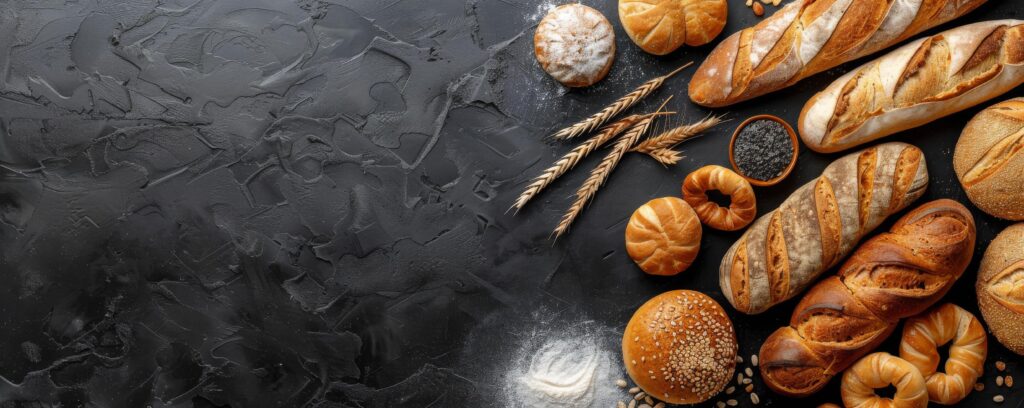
{"left": 759, "top": 199, "right": 976, "bottom": 397}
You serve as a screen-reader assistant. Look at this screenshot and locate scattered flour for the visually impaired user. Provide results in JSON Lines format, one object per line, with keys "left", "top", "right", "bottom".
{"left": 503, "top": 322, "right": 622, "bottom": 407}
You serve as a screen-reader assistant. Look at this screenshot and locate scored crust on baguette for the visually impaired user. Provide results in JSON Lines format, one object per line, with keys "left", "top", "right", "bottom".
{"left": 760, "top": 200, "right": 976, "bottom": 397}
{"left": 801, "top": 20, "right": 1024, "bottom": 153}
{"left": 719, "top": 143, "right": 928, "bottom": 314}
{"left": 689, "top": 0, "right": 986, "bottom": 107}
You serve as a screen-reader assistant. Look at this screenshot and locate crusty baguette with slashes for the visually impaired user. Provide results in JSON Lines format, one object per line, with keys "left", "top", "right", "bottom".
{"left": 719, "top": 143, "right": 928, "bottom": 315}
{"left": 760, "top": 200, "right": 976, "bottom": 397}
{"left": 801, "top": 20, "right": 1024, "bottom": 153}
{"left": 688, "top": 0, "right": 986, "bottom": 108}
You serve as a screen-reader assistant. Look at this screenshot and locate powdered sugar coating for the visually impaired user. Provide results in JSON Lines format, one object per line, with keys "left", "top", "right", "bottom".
{"left": 534, "top": 4, "right": 615, "bottom": 87}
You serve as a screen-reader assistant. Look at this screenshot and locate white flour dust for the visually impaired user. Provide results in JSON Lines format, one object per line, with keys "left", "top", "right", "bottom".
{"left": 503, "top": 323, "right": 622, "bottom": 407}
{"left": 522, "top": 339, "right": 602, "bottom": 405}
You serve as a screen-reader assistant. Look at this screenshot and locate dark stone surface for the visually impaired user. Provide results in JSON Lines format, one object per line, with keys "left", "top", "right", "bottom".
{"left": 0, "top": 0, "right": 1020, "bottom": 406}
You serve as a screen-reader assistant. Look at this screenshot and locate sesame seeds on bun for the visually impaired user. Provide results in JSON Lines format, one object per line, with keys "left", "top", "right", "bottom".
{"left": 622, "top": 290, "right": 738, "bottom": 404}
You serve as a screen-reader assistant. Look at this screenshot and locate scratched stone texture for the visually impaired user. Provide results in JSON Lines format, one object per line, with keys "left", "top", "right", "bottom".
{"left": 0, "top": 0, "right": 1021, "bottom": 407}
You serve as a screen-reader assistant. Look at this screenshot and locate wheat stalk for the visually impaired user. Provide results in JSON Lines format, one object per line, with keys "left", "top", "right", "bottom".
{"left": 550, "top": 62, "right": 692, "bottom": 140}
{"left": 631, "top": 114, "right": 725, "bottom": 154}
{"left": 553, "top": 97, "right": 672, "bottom": 239}
{"left": 511, "top": 112, "right": 673, "bottom": 212}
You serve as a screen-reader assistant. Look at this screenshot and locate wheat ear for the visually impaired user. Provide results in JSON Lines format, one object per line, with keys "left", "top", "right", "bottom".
{"left": 631, "top": 114, "right": 725, "bottom": 154}
{"left": 646, "top": 148, "right": 684, "bottom": 166}
{"left": 511, "top": 112, "right": 673, "bottom": 213}
{"left": 553, "top": 97, "right": 672, "bottom": 239}
{"left": 550, "top": 62, "right": 692, "bottom": 140}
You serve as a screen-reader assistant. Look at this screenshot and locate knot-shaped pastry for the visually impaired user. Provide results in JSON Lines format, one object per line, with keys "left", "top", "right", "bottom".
{"left": 899, "top": 303, "right": 987, "bottom": 405}
{"left": 842, "top": 352, "right": 928, "bottom": 408}
{"left": 682, "top": 165, "right": 756, "bottom": 231}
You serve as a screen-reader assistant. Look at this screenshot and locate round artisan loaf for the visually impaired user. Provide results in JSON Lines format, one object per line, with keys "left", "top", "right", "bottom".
{"left": 622, "top": 290, "right": 737, "bottom": 404}
{"left": 976, "top": 223, "right": 1024, "bottom": 355}
{"left": 954, "top": 98, "right": 1024, "bottom": 220}
{"left": 618, "top": 0, "right": 727, "bottom": 55}
{"left": 534, "top": 4, "right": 615, "bottom": 87}
{"left": 625, "top": 197, "right": 701, "bottom": 276}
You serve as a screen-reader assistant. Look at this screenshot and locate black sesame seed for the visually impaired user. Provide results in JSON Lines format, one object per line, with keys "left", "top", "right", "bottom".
{"left": 732, "top": 119, "right": 794, "bottom": 181}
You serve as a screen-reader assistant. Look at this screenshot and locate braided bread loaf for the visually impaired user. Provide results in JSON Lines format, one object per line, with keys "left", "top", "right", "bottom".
{"left": 759, "top": 199, "right": 976, "bottom": 397}
{"left": 801, "top": 20, "right": 1024, "bottom": 153}
{"left": 719, "top": 143, "right": 928, "bottom": 315}
{"left": 688, "top": 0, "right": 986, "bottom": 107}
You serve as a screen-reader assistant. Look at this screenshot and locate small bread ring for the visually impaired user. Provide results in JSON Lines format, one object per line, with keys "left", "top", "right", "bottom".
{"left": 682, "top": 165, "right": 756, "bottom": 231}
{"left": 842, "top": 352, "right": 928, "bottom": 408}
{"left": 899, "top": 303, "right": 987, "bottom": 405}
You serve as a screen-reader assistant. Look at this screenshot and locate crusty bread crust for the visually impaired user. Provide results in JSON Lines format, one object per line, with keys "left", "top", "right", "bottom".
{"left": 689, "top": 0, "right": 986, "bottom": 107}
{"left": 953, "top": 98, "right": 1024, "bottom": 220}
{"left": 976, "top": 223, "right": 1024, "bottom": 356}
{"left": 800, "top": 20, "right": 1024, "bottom": 153}
{"left": 760, "top": 200, "right": 976, "bottom": 397}
{"left": 719, "top": 143, "right": 928, "bottom": 315}
{"left": 619, "top": 0, "right": 727, "bottom": 55}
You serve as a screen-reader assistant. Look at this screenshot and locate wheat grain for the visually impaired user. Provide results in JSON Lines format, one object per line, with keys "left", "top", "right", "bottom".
{"left": 552, "top": 97, "right": 671, "bottom": 238}
{"left": 645, "top": 148, "right": 683, "bottom": 166}
{"left": 511, "top": 112, "right": 672, "bottom": 212}
{"left": 550, "top": 62, "right": 691, "bottom": 140}
{"left": 632, "top": 115, "right": 724, "bottom": 154}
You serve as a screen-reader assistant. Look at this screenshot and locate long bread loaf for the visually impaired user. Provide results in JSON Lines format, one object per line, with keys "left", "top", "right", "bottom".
{"left": 801, "top": 20, "right": 1024, "bottom": 153}
{"left": 688, "top": 0, "right": 986, "bottom": 107}
{"left": 719, "top": 143, "right": 928, "bottom": 314}
{"left": 759, "top": 200, "right": 976, "bottom": 397}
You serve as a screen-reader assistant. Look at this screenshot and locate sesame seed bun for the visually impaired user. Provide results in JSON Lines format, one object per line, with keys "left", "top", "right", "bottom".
{"left": 622, "top": 290, "right": 738, "bottom": 404}
{"left": 977, "top": 223, "right": 1024, "bottom": 356}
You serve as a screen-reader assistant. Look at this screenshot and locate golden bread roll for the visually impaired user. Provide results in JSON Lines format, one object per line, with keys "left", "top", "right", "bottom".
{"left": 954, "top": 98, "right": 1024, "bottom": 220}
{"left": 682, "top": 165, "right": 756, "bottom": 231}
{"left": 976, "top": 223, "right": 1024, "bottom": 355}
{"left": 842, "top": 352, "right": 929, "bottom": 408}
{"left": 899, "top": 303, "right": 987, "bottom": 405}
{"left": 622, "top": 290, "right": 737, "bottom": 404}
{"left": 534, "top": 4, "right": 616, "bottom": 87}
{"left": 625, "top": 197, "right": 702, "bottom": 276}
{"left": 618, "top": 0, "right": 727, "bottom": 55}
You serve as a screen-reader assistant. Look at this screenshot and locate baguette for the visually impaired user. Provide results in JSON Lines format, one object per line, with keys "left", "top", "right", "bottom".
{"left": 759, "top": 200, "right": 976, "bottom": 397}
{"left": 801, "top": 20, "right": 1024, "bottom": 153}
{"left": 719, "top": 143, "right": 928, "bottom": 315}
{"left": 688, "top": 0, "right": 986, "bottom": 108}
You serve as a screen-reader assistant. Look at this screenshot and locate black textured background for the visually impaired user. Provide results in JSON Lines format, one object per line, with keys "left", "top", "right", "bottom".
{"left": 0, "top": 0, "right": 1021, "bottom": 407}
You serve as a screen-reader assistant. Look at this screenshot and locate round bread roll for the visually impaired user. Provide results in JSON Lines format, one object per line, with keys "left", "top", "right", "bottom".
{"left": 954, "top": 98, "right": 1024, "bottom": 220}
{"left": 977, "top": 223, "right": 1024, "bottom": 355}
{"left": 534, "top": 4, "right": 615, "bottom": 87}
{"left": 622, "top": 290, "right": 737, "bottom": 404}
{"left": 625, "top": 197, "right": 702, "bottom": 276}
{"left": 618, "top": 0, "right": 727, "bottom": 55}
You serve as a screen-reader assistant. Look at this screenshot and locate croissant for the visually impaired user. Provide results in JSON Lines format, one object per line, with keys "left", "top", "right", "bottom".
{"left": 759, "top": 199, "right": 976, "bottom": 397}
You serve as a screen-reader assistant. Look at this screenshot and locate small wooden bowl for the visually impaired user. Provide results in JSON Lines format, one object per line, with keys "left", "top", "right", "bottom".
{"left": 728, "top": 114, "right": 799, "bottom": 187}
